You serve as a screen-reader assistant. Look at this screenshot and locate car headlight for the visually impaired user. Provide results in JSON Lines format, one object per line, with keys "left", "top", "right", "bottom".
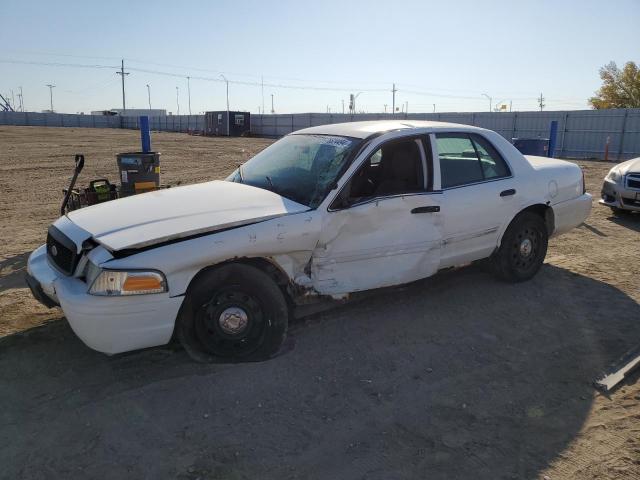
{"left": 605, "top": 169, "right": 622, "bottom": 183}
{"left": 89, "top": 270, "right": 167, "bottom": 296}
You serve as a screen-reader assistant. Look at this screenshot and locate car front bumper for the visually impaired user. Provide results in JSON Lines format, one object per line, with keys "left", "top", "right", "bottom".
{"left": 599, "top": 178, "right": 640, "bottom": 212}
{"left": 26, "top": 244, "right": 183, "bottom": 355}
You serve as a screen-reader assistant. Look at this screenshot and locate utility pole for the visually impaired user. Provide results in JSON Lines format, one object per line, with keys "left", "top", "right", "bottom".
{"left": 433, "top": 104, "right": 436, "bottom": 113}
{"left": 342, "top": 99, "right": 345, "bottom": 114}
{"left": 481, "top": 93, "right": 492, "bottom": 112}
{"left": 116, "top": 59, "right": 129, "bottom": 111}
{"left": 351, "top": 92, "right": 362, "bottom": 114}
{"left": 392, "top": 83, "right": 397, "bottom": 115}
{"left": 538, "top": 93, "right": 545, "bottom": 111}
{"left": 271, "top": 94, "right": 274, "bottom": 113}
{"left": 261, "top": 75, "right": 265, "bottom": 116}
{"left": 46, "top": 84, "right": 55, "bottom": 112}
{"left": 146, "top": 84, "right": 151, "bottom": 110}
{"left": 384, "top": 104, "right": 387, "bottom": 113}
{"left": 18, "top": 86, "right": 23, "bottom": 111}
{"left": 187, "top": 76, "right": 192, "bottom": 115}
{"left": 176, "top": 86, "right": 180, "bottom": 115}
{"left": 220, "top": 74, "right": 229, "bottom": 135}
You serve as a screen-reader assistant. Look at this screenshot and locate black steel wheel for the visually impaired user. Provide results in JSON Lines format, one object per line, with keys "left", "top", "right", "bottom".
{"left": 491, "top": 212, "right": 548, "bottom": 282}
{"left": 177, "top": 263, "right": 288, "bottom": 362}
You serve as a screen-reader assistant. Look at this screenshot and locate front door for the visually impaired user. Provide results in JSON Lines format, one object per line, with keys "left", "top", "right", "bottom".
{"left": 310, "top": 135, "right": 443, "bottom": 295}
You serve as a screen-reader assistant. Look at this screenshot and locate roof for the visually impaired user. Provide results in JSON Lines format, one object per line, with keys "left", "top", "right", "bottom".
{"left": 291, "top": 120, "right": 486, "bottom": 139}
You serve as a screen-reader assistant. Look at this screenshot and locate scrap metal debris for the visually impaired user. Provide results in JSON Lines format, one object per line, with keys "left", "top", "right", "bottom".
{"left": 594, "top": 345, "right": 640, "bottom": 393}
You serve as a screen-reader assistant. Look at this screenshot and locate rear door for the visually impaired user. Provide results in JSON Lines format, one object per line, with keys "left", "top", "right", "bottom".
{"left": 434, "top": 132, "right": 518, "bottom": 267}
{"left": 310, "top": 134, "right": 443, "bottom": 295}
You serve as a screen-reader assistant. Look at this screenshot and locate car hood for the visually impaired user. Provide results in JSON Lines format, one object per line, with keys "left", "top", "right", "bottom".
{"left": 66, "top": 180, "right": 309, "bottom": 251}
{"left": 613, "top": 157, "right": 640, "bottom": 175}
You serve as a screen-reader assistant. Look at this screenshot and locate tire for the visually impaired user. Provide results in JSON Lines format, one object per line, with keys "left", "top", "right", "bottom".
{"left": 491, "top": 212, "right": 548, "bottom": 283}
{"left": 176, "top": 263, "right": 288, "bottom": 363}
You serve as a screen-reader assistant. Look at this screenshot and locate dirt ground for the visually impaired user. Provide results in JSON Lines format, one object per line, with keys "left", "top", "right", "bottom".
{"left": 0, "top": 126, "right": 639, "bottom": 480}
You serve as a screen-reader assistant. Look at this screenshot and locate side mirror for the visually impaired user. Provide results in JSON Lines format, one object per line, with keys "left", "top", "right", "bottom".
{"left": 330, "top": 184, "right": 352, "bottom": 210}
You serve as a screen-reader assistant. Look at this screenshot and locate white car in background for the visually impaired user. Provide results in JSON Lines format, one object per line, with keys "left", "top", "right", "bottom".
{"left": 600, "top": 157, "right": 640, "bottom": 214}
{"left": 26, "top": 121, "right": 592, "bottom": 362}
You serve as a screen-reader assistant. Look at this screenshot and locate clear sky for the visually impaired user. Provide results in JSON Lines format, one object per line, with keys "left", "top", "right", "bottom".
{"left": 1, "top": 0, "right": 638, "bottom": 114}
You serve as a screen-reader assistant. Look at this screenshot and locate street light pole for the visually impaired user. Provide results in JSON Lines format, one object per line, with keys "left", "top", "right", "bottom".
{"left": 220, "top": 74, "right": 229, "bottom": 136}
{"left": 46, "top": 84, "right": 55, "bottom": 112}
{"left": 187, "top": 76, "right": 191, "bottom": 115}
{"left": 481, "top": 93, "right": 492, "bottom": 112}
{"left": 176, "top": 86, "right": 180, "bottom": 115}
{"left": 146, "top": 84, "right": 151, "bottom": 110}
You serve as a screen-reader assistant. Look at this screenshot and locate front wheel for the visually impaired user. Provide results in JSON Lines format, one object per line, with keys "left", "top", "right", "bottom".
{"left": 491, "top": 212, "right": 548, "bottom": 282}
{"left": 176, "top": 263, "right": 288, "bottom": 362}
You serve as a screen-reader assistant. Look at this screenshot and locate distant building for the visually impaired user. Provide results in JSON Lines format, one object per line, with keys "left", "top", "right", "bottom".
{"left": 205, "top": 111, "right": 250, "bottom": 136}
{"left": 91, "top": 109, "right": 167, "bottom": 117}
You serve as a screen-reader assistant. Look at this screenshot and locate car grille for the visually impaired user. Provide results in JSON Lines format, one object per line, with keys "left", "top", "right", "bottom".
{"left": 626, "top": 173, "right": 640, "bottom": 190}
{"left": 621, "top": 197, "right": 640, "bottom": 207}
{"left": 47, "top": 226, "right": 79, "bottom": 276}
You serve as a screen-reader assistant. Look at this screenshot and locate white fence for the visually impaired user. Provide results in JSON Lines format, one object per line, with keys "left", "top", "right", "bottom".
{"left": 251, "top": 109, "right": 640, "bottom": 160}
{"left": 0, "top": 111, "right": 204, "bottom": 132}
{"left": 120, "top": 115, "right": 205, "bottom": 132}
{"left": 2, "top": 109, "right": 639, "bottom": 160}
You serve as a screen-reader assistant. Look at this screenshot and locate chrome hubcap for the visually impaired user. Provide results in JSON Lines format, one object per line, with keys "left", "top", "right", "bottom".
{"left": 519, "top": 238, "right": 533, "bottom": 257}
{"left": 218, "top": 307, "right": 249, "bottom": 335}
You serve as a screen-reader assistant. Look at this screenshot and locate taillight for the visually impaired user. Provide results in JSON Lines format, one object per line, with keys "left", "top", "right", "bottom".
{"left": 581, "top": 169, "right": 586, "bottom": 194}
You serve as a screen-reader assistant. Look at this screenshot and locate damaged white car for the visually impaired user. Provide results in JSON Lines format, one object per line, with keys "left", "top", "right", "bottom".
{"left": 26, "top": 121, "right": 592, "bottom": 361}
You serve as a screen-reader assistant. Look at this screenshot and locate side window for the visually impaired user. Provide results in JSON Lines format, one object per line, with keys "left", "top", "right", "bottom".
{"left": 470, "top": 134, "right": 511, "bottom": 180}
{"left": 436, "top": 134, "right": 484, "bottom": 188}
{"left": 348, "top": 138, "right": 426, "bottom": 201}
{"left": 436, "top": 133, "right": 510, "bottom": 188}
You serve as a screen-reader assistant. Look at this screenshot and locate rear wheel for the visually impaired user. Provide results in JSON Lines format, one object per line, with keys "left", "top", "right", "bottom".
{"left": 177, "top": 263, "right": 288, "bottom": 362}
{"left": 491, "top": 212, "right": 548, "bottom": 282}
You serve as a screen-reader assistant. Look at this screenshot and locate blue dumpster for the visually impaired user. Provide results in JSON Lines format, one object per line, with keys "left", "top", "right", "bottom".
{"left": 512, "top": 138, "right": 549, "bottom": 156}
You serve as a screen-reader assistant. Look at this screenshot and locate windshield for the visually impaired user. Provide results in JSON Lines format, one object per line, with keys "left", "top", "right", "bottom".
{"left": 226, "top": 134, "right": 360, "bottom": 208}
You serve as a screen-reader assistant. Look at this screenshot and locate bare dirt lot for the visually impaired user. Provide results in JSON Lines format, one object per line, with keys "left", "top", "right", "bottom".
{"left": 0, "top": 126, "right": 639, "bottom": 480}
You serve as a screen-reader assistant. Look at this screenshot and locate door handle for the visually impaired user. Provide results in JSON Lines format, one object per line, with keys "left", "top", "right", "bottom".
{"left": 411, "top": 205, "right": 440, "bottom": 214}
{"left": 500, "top": 189, "right": 516, "bottom": 197}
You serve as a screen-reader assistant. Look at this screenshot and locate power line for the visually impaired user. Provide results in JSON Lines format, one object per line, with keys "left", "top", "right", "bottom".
{"left": 0, "top": 58, "right": 118, "bottom": 69}
{"left": 0, "top": 57, "right": 587, "bottom": 110}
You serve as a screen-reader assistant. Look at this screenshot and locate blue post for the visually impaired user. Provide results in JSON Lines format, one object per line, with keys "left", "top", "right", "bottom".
{"left": 139, "top": 115, "right": 151, "bottom": 153}
{"left": 548, "top": 120, "right": 558, "bottom": 158}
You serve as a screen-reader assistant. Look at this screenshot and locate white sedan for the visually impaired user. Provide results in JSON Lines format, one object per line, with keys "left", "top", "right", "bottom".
{"left": 26, "top": 121, "right": 592, "bottom": 361}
